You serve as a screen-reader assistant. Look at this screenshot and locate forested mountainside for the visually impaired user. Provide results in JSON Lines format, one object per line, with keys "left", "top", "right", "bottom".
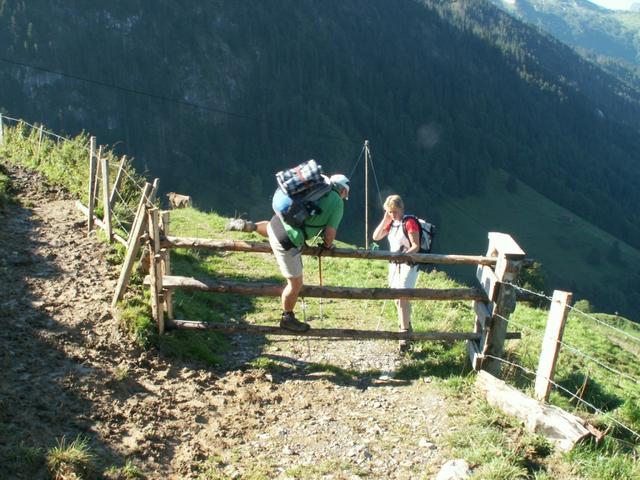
{"left": 1, "top": 0, "right": 640, "bottom": 316}
{"left": 490, "top": 0, "right": 640, "bottom": 90}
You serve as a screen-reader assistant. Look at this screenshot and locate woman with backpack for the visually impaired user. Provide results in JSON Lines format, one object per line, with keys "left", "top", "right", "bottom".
{"left": 372, "top": 194, "right": 421, "bottom": 352}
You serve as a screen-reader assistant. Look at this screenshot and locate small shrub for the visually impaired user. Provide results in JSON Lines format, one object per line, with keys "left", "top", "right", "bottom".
{"left": 572, "top": 299, "right": 593, "bottom": 314}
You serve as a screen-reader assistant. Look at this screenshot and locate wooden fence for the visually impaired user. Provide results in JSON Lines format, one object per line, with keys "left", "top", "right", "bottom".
{"left": 107, "top": 204, "right": 569, "bottom": 376}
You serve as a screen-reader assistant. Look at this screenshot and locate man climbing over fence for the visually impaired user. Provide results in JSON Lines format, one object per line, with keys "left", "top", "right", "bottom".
{"left": 226, "top": 161, "right": 350, "bottom": 332}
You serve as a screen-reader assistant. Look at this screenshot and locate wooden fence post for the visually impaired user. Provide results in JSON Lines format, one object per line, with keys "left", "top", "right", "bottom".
{"left": 160, "top": 210, "right": 173, "bottom": 321}
{"left": 36, "top": 124, "right": 44, "bottom": 162}
{"left": 148, "top": 208, "right": 164, "bottom": 334}
{"left": 535, "top": 290, "right": 573, "bottom": 402}
{"left": 101, "top": 155, "right": 113, "bottom": 242}
{"left": 87, "top": 136, "right": 97, "bottom": 233}
{"left": 0, "top": 113, "right": 4, "bottom": 145}
{"left": 111, "top": 179, "right": 158, "bottom": 307}
{"left": 476, "top": 232, "right": 526, "bottom": 376}
{"left": 109, "top": 155, "right": 127, "bottom": 210}
{"left": 92, "top": 146, "right": 103, "bottom": 209}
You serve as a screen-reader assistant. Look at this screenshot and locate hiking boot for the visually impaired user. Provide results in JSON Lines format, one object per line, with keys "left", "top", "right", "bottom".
{"left": 225, "top": 218, "right": 256, "bottom": 232}
{"left": 280, "top": 312, "right": 310, "bottom": 332}
{"left": 398, "top": 326, "right": 412, "bottom": 353}
{"left": 398, "top": 340, "right": 411, "bottom": 354}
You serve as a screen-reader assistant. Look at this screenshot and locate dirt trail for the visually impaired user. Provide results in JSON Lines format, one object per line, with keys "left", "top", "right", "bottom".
{"left": 0, "top": 165, "right": 453, "bottom": 479}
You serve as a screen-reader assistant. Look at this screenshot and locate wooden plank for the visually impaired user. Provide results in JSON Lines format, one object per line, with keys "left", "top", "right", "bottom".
{"left": 481, "top": 284, "right": 517, "bottom": 376}
{"left": 494, "top": 255, "right": 523, "bottom": 282}
{"left": 87, "top": 136, "right": 97, "bottom": 233}
{"left": 161, "top": 236, "right": 498, "bottom": 267}
{"left": 466, "top": 339, "right": 483, "bottom": 371}
{"left": 109, "top": 155, "right": 127, "bottom": 210}
{"left": 111, "top": 182, "right": 155, "bottom": 307}
{"left": 476, "top": 265, "right": 500, "bottom": 302}
{"left": 101, "top": 156, "right": 113, "bottom": 242}
{"left": 476, "top": 370, "right": 590, "bottom": 452}
{"left": 488, "top": 232, "right": 526, "bottom": 259}
{"left": 535, "top": 290, "right": 573, "bottom": 402}
{"left": 167, "top": 319, "right": 520, "bottom": 340}
{"left": 148, "top": 208, "right": 164, "bottom": 334}
{"left": 151, "top": 275, "right": 488, "bottom": 301}
{"left": 473, "top": 300, "right": 492, "bottom": 331}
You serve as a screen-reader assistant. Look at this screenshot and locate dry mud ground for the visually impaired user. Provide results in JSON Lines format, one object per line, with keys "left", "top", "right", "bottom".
{"left": 0, "top": 165, "right": 458, "bottom": 479}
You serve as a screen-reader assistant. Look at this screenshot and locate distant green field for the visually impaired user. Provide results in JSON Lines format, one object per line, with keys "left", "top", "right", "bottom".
{"left": 434, "top": 169, "right": 640, "bottom": 321}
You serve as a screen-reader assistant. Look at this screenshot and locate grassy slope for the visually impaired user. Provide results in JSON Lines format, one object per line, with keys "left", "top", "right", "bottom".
{"left": 435, "top": 169, "right": 640, "bottom": 320}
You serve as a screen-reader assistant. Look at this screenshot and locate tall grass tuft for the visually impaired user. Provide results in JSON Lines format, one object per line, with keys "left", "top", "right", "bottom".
{"left": 46, "top": 435, "right": 96, "bottom": 480}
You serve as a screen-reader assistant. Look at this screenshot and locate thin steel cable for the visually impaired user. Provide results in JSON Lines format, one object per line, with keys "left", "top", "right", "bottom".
{"left": 348, "top": 145, "right": 365, "bottom": 179}
{"left": 367, "top": 150, "right": 384, "bottom": 208}
{"left": 566, "top": 304, "right": 640, "bottom": 345}
{"left": 506, "top": 282, "right": 553, "bottom": 301}
{"left": 507, "top": 282, "right": 640, "bottom": 345}
{"left": 2, "top": 115, "right": 71, "bottom": 143}
{"left": 558, "top": 341, "right": 640, "bottom": 384}
{"left": 493, "top": 312, "right": 640, "bottom": 385}
{"left": 111, "top": 213, "right": 131, "bottom": 239}
{"left": 113, "top": 188, "right": 139, "bottom": 218}
{"left": 483, "top": 354, "right": 640, "bottom": 441}
{"left": 120, "top": 166, "right": 147, "bottom": 192}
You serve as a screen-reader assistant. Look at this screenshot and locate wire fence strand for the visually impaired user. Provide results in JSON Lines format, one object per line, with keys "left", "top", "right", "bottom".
{"left": 494, "top": 312, "right": 640, "bottom": 387}
{"left": 507, "top": 282, "right": 640, "bottom": 346}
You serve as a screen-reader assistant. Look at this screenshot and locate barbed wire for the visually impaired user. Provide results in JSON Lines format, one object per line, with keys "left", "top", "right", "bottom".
{"left": 2, "top": 114, "right": 155, "bottom": 231}
{"left": 112, "top": 188, "right": 139, "bottom": 220}
{"left": 2, "top": 115, "right": 93, "bottom": 154}
{"left": 119, "top": 164, "right": 147, "bottom": 192}
{"left": 506, "top": 282, "right": 640, "bottom": 345}
{"left": 493, "top": 312, "right": 640, "bottom": 386}
{"left": 483, "top": 354, "right": 640, "bottom": 442}
{"left": 110, "top": 212, "right": 131, "bottom": 239}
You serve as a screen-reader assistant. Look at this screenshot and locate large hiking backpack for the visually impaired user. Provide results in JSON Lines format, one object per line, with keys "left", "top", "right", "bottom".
{"left": 272, "top": 159, "right": 332, "bottom": 228}
{"left": 402, "top": 214, "right": 435, "bottom": 255}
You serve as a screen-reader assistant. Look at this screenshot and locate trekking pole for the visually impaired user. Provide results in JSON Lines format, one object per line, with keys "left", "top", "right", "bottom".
{"left": 318, "top": 254, "right": 324, "bottom": 321}
{"left": 299, "top": 296, "right": 311, "bottom": 356}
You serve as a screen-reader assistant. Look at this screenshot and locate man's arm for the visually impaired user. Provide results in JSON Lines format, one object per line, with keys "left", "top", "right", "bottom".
{"left": 323, "top": 226, "right": 337, "bottom": 248}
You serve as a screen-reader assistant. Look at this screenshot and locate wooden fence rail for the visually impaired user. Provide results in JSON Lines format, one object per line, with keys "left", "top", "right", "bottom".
{"left": 161, "top": 236, "right": 499, "bottom": 266}
{"left": 165, "top": 319, "right": 521, "bottom": 341}
{"left": 146, "top": 275, "right": 489, "bottom": 301}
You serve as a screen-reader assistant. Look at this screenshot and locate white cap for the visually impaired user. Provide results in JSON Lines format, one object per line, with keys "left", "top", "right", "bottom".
{"left": 330, "top": 174, "right": 350, "bottom": 200}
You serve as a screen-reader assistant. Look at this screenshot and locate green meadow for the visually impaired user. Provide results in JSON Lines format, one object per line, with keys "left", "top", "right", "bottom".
{"left": 436, "top": 169, "right": 640, "bottom": 321}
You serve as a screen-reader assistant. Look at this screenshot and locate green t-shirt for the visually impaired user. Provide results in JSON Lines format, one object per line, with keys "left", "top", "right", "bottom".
{"left": 284, "top": 189, "right": 344, "bottom": 247}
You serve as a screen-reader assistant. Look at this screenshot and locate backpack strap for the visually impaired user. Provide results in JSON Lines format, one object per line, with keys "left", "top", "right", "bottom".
{"left": 401, "top": 215, "right": 422, "bottom": 247}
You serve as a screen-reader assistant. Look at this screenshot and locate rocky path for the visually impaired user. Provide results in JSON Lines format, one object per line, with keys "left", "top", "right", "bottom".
{"left": 0, "top": 164, "right": 453, "bottom": 479}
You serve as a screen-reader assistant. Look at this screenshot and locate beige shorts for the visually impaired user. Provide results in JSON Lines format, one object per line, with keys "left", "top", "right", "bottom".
{"left": 267, "top": 222, "right": 303, "bottom": 278}
{"left": 388, "top": 262, "right": 419, "bottom": 289}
